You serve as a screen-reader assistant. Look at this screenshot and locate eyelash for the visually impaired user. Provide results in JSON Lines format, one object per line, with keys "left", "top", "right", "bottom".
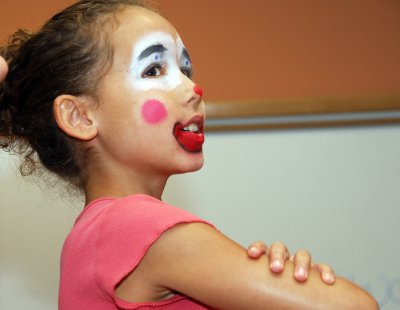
{"left": 141, "top": 62, "right": 194, "bottom": 79}
{"left": 142, "top": 62, "right": 164, "bottom": 78}
{"left": 181, "top": 66, "right": 193, "bottom": 79}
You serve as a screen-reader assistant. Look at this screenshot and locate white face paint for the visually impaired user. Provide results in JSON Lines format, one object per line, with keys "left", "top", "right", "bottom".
{"left": 176, "top": 37, "right": 191, "bottom": 74}
{"left": 128, "top": 32, "right": 192, "bottom": 91}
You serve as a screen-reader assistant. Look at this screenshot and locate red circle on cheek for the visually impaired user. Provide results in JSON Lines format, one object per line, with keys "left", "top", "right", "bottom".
{"left": 141, "top": 100, "right": 168, "bottom": 124}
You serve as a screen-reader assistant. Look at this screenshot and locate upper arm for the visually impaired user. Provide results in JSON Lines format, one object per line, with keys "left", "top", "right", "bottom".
{"left": 121, "top": 222, "right": 379, "bottom": 310}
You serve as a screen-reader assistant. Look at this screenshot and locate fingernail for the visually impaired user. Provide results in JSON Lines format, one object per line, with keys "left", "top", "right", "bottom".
{"left": 249, "top": 246, "right": 260, "bottom": 256}
{"left": 271, "top": 260, "right": 282, "bottom": 271}
{"left": 323, "top": 272, "right": 334, "bottom": 284}
{"left": 295, "top": 267, "right": 307, "bottom": 279}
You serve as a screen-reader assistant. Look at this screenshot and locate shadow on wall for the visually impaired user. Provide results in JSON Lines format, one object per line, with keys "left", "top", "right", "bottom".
{"left": 0, "top": 154, "right": 81, "bottom": 309}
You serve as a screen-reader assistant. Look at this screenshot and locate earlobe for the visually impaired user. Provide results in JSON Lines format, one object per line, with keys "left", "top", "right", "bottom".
{"left": 53, "top": 95, "right": 98, "bottom": 141}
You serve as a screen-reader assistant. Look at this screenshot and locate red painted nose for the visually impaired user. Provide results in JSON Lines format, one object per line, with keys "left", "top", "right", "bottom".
{"left": 194, "top": 85, "right": 203, "bottom": 98}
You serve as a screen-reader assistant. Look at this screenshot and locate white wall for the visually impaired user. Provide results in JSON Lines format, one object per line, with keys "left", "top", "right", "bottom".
{"left": 1, "top": 125, "right": 400, "bottom": 309}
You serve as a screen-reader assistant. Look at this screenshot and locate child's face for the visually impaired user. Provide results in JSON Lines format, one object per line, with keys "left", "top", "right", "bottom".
{"left": 93, "top": 7, "right": 205, "bottom": 177}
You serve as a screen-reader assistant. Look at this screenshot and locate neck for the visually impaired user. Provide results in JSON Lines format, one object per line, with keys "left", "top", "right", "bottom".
{"left": 84, "top": 166, "right": 168, "bottom": 205}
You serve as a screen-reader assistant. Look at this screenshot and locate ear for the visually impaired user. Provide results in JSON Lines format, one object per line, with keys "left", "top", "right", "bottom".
{"left": 53, "top": 95, "right": 98, "bottom": 141}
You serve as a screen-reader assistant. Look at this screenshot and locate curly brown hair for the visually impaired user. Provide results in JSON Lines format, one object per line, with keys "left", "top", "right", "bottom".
{"left": 0, "top": 0, "right": 150, "bottom": 189}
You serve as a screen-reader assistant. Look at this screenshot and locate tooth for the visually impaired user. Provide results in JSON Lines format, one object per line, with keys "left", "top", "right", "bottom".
{"left": 183, "top": 123, "right": 199, "bottom": 132}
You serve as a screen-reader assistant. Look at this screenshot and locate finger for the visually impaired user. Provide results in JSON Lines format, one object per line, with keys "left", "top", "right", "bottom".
{"left": 0, "top": 56, "right": 8, "bottom": 81}
{"left": 293, "top": 250, "right": 311, "bottom": 282}
{"left": 247, "top": 241, "right": 268, "bottom": 258}
{"left": 316, "top": 263, "right": 335, "bottom": 285}
{"left": 269, "top": 242, "right": 288, "bottom": 273}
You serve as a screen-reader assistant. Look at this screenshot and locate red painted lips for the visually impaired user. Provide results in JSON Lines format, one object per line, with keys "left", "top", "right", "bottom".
{"left": 173, "top": 117, "right": 205, "bottom": 153}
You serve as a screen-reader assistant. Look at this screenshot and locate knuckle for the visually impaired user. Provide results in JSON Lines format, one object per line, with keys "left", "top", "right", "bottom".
{"left": 249, "top": 241, "right": 262, "bottom": 248}
{"left": 295, "top": 249, "right": 311, "bottom": 259}
{"left": 272, "top": 241, "right": 286, "bottom": 251}
{"left": 321, "top": 263, "right": 334, "bottom": 273}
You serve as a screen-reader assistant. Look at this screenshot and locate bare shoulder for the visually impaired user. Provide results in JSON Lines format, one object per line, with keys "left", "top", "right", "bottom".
{"left": 117, "top": 222, "right": 379, "bottom": 310}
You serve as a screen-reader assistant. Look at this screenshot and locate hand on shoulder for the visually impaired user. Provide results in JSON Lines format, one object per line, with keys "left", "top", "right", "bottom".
{"left": 247, "top": 241, "right": 335, "bottom": 284}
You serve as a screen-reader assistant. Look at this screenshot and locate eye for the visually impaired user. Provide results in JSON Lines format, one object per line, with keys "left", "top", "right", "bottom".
{"left": 142, "top": 63, "right": 164, "bottom": 78}
{"left": 180, "top": 66, "right": 193, "bottom": 79}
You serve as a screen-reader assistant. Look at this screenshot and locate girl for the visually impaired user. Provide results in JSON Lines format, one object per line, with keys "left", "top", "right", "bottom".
{"left": 0, "top": 1, "right": 378, "bottom": 309}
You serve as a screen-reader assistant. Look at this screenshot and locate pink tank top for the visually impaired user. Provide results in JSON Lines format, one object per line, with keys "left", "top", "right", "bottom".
{"left": 59, "top": 194, "right": 214, "bottom": 309}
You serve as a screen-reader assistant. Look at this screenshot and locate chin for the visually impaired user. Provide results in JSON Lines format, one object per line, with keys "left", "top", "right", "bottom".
{"left": 174, "top": 154, "right": 204, "bottom": 175}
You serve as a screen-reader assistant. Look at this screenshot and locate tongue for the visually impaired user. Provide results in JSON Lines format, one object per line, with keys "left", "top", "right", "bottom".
{"left": 174, "top": 125, "right": 205, "bottom": 153}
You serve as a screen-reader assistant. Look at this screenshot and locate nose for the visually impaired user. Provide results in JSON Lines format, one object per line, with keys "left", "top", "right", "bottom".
{"left": 179, "top": 71, "right": 204, "bottom": 109}
{"left": 194, "top": 85, "right": 203, "bottom": 98}
{"left": 186, "top": 84, "right": 203, "bottom": 109}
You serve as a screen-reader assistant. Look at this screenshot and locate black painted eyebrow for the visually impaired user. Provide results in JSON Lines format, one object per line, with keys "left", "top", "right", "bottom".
{"left": 138, "top": 44, "right": 167, "bottom": 60}
{"left": 182, "top": 48, "right": 191, "bottom": 63}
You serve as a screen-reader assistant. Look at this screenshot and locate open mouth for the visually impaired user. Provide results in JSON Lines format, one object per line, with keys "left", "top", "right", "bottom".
{"left": 173, "top": 117, "right": 205, "bottom": 153}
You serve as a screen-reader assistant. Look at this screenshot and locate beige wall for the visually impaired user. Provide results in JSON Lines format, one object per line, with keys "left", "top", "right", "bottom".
{"left": 1, "top": 0, "right": 399, "bottom": 101}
